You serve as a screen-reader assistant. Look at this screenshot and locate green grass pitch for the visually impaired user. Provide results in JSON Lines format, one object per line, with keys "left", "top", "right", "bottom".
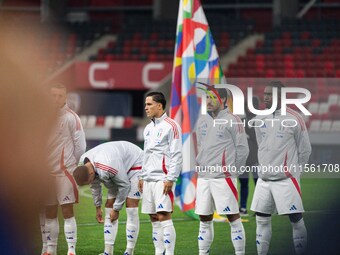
{"left": 35, "top": 178, "right": 340, "bottom": 254}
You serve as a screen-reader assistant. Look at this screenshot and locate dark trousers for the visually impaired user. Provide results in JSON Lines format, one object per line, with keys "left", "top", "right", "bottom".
{"left": 239, "top": 167, "right": 258, "bottom": 209}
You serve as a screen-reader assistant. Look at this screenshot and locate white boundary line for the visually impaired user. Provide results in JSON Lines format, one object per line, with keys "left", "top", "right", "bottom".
{"left": 79, "top": 187, "right": 94, "bottom": 198}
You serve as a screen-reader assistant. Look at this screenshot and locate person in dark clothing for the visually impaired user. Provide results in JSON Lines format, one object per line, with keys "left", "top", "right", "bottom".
{"left": 239, "top": 96, "right": 259, "bottom": 216}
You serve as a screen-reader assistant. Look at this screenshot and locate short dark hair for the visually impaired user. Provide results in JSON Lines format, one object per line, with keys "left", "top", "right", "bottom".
{"left": 207, "top": 86, "right": 229, "bottom": 105}
{"left": 266, "top": 80, "right": 285, "bottom": 97}
{"left": 146, "top": 91, "right": 166, "bottom": 109}
{"left": 267, "top": 80, "right": 285, "bottom": 89}
{"left": 73, "top": 165, "right": 89, "bottom": 186}
{"left": 211, "top": 88, "right": 228, "bottom": 99}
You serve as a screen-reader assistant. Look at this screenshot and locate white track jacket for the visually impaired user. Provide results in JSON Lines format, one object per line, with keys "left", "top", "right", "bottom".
{"left": 252, "top": 107, "right": 312, "bottom": 181}
{"left": 79, "top": 141, "right": 143, "bottom": 211}
{"left": 196, "top": 108, "right": 249, "bottom": 178}
{"left": 48, "top": 104, "right": 86, "bottom": 176}
{"left": 141, "top": 113, "right": 182, "bottom": 182}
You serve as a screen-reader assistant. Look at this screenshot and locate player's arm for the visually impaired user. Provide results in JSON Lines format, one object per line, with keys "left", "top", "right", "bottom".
{"left": 230, "top": 116, "right": 249, "bottom": 172}
{"left": 294, "top": 118, "right": 312, "bottom": 167}
{"left": 90, "top": 177, "right": 103, "bottom": 207}
{"left": 139, "top": 126, "right": 150, "bottom": 182}
{"left": 109, "top": 168, "right": 131, "bottom": 212}
{"left": 166, "top": 122, "right": 183, "bottom": 183}
{"left": 251, "top": 117, "right": 263, "bottom": 146}
{"left": 70, "top": 115, "right": 86, "bottom": 161}
{"left": 89, "top": 177, "right": 103, "bottom": 222}
{"left": 195, "top": 118, "right": 202, "bottom": 152}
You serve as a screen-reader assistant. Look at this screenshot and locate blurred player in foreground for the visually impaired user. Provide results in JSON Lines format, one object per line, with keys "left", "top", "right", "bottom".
{"left": 0, "top": 20, "right": 56, "bottom": 254}
{"left": 251, "top": 81, "right": 312, "bottom": 255}
{"left": 40, "top": 84, "right": 86, "bottom": 255}
{"left": 74, "top": 141, "right": 143, "bottom": 255}
{"left": 139, "top": 92, "right": 182, "bottom": 255}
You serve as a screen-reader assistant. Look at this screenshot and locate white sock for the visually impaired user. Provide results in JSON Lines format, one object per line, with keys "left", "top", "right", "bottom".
{"left": 125, "top": 207, "right": 140, "bottom": 253}
{"left": 104, "top": 208, "right": 118, "bottom": 255}
{"left": 39, "top": 212, "right": 48, "bottom": 254}
{"left": 292, "top": 218, "right": 307, "bottom": 255}
{"left": 198, "top": 220, "right": 214, "bottom": 255}
{"left": 45, "top": 217, "right": 59, "bottom": 255}
{"left": 229, "top": 218, "right": 246, "bottom": 255}
{"left": 161, "top": 219, "right": 176, "bottom": 255}
{"left": 64, "top": 217, "right": 77, "bottom": 255}
{"left": 151, "top": 221, "right": 164, "bottom": 255}
{"left": 256, "top": 216, "right": 272, "bottom": 255}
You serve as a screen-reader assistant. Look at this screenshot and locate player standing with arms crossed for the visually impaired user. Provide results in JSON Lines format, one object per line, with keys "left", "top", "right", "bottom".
{"left": 139, "top": 92, "right": 183, "bottom": 255}
{"left": 250, "top": 81, "right": 312, "bottom": 255}
{"left": 41, "top": 83, "right": 86, "bottom": 255}
{"left": 195, "top": 87, "right": 249, "bottom": 255}
{"left": 73, "top": 141, "right": 143, "bottom": 255}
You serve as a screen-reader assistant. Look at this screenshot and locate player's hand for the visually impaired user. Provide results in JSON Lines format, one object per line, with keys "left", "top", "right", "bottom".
{"left": 138, "top": 179, "right": 144, "bottom": 193}
{"left": 163, "top": 180, "right": 173, "bottom": 195}
{"left": 96, "top": 207, "right": 104, "bottom": 224}
{"left": 110, "top": 209, "right": 119, "bottom": 222}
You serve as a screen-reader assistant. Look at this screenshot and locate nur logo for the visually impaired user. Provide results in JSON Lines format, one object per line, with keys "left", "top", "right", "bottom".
{"left": 197, "top": 82, "right": 311, "bottom": 116}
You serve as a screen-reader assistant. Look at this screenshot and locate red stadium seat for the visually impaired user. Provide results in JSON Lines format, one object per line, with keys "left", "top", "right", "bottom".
{"left": 296, "top": 70, "right": 305, "bottom": 78}
{"left": 300, "top": 31, "right": 311, "bottom": 40}
{"left": 285, "top": 69, "right": 295, "bottom": 78}
{"left": 96, "top": 116, "right": 105, "bottom": 127}
{"left": 265, "top": 69, "right": 275, "bottom": 78}
{"left": 105, "top": 54, "right": 114, "bottom": 61}
{"left": 123, "top": 117, "right": 134, "bottom": 128}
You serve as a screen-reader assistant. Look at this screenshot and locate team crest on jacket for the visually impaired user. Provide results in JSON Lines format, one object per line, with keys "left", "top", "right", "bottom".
{"left": 157, "top": 129, "right": 163, "bottom": 138}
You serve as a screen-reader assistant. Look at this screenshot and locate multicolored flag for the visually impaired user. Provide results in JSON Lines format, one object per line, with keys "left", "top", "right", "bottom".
{"left": 170, "top": 0, "right": 226, "bottom": 219}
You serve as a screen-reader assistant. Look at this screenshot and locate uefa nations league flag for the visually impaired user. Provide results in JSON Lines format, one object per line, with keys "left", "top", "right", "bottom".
{"left": 170, "top": 0, "right": 226, "bottom": 219}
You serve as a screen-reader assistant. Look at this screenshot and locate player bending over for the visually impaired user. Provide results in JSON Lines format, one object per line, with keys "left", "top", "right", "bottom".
{"left": 74, "top": 141, "right": 143, "bottom": 255}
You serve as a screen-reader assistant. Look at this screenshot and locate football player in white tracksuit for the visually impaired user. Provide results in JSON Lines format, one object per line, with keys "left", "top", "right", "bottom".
{"left": 139, "top": 92, "right": 182, "bottom": 255}
{"left": 250, "top": 81, "right": 312, "bottom": 255}
{"left": 41, "top": 84, "right": 86, "bottom": 255}
{"left": 195, "top": 87, "right": 249, "bottom": 255}
{"left": 73, "top": 141, "right": 143, "bottom": 255}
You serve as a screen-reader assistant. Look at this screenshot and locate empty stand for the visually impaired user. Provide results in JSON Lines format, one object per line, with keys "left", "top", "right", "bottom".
{"left": 227, "top": 19, "right": 340, "bottom": 78}
{"left": 90, "top": 15, "right": 255, "bottom": 62}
